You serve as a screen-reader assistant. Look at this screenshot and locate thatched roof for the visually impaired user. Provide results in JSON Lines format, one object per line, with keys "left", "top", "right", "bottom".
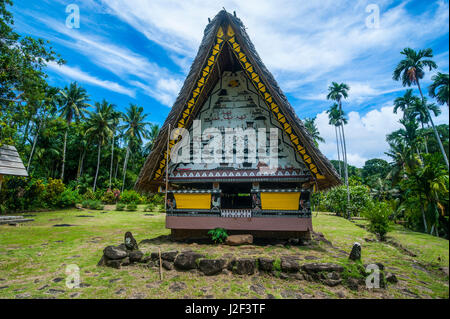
{"left": 0, "top": 145, "right": 28, "bottom": 177}
{"left": 135, "top": 10, "right": 341, "bottom": 192}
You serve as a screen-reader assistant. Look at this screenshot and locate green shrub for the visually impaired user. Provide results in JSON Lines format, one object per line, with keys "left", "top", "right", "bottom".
{"left": 126, "top": 202, "right": 138, "bottom": 211}
{"left": 362, "top": 201, "right": 392, "bottom": 241}
{"left": 81, "top": 199, "right": 103, "bottom": 210}
{"left": 144, "top": 203, "right": 154, "bottom": 212}
{"left": 149, "top": 193, "right": 165, "bottom": 206}
{"left": 207, "top": 228, "right": 228, "bottom": 244}
{"left": 116, "top": 203, "right": 126, "bottom": 211}
{"left": 101, "top": 188, "right": 120, "bottom": 204}
{"left": 57, "top": 188, "right": 82, "bottom": 208}
{"left": 41, "top": 178, "right": 65, "bottom": 207}
{"left": 324, "top": 185, "right": 372, "bottom": 217}
{"left": 119, "top": 190, "right": 144, "bottom": 204}
{"left": 83, "top": 188, "right": 96, "bottom": 201}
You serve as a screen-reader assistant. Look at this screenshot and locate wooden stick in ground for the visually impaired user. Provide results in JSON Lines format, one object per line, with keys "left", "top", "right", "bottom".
{"left": 158, "top": 247, "right": 163, "bottom": 280}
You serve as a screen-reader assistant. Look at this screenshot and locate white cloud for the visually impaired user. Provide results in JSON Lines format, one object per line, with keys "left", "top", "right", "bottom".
{"left": 48, "top": 62, "right": 136, "bottom": 97}
{"left": 315, "top": 102, "right": 449, "bottom": 167}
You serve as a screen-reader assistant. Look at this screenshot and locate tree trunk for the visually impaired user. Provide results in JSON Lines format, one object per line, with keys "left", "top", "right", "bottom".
{"left": 27, "top": 120, "right": 42, "bottom": 172}
{"left": 109, "top": 133, "right": 115, "bottom": 189}
{"left": 77, "top": 147, "right": 86, "bottom": 180}
{"left": 421, "top": 122, "right": 429, "bottom": 154}
{"left": 93, "top": 140, "right": 102, "bottom": 192}
{"left": 417, "top": 80, "right": 449, "bottom": 171}
{"left": 338, "top": 101, "right": 351, "bottom": 219}
{"left": 421, "top": 206, "right": 428, "bottom": 233}
{"left": 61, "top": 127, "right": 68, "bottom": 181}
{"left": 335, "top": 125, "right": 342, "bottom": 177}
{"left": 121, "top": 146, "right": 130, "bottom": 192}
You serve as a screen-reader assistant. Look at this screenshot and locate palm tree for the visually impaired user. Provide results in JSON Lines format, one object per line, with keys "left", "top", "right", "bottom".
{"left": 393, "top": 89, "right": 419, "bottom": 119}
{"left": 393, "top": 48, "right": 448, "bottom": 170}
{"left": 109, "top": 110, "right": 122, "bottom": 189}
{"left": 303, "top": 117, "right": 325, "bottom": 147}
{"left": 327, "top": 82, "right": 351, "bottom": 218}
{"left": 327, "top": 103, "right": 347, "bottom": 178}
{"left": 58, "top": 82, "right": 90, "bottom": 180}
{"left": 428, "top": 72, "right": 449, "bottom": 107}
{"left": 85, "top": 100, "right": 114, "bottom": 191}
{"left": 407, "top": 97, "right": 441, "bottom": 153}
{"left": 144, "top": 124, "right": 160, "bottom": 156}
{"left": 119, "top": 104, "right": 150, "bottom": 192}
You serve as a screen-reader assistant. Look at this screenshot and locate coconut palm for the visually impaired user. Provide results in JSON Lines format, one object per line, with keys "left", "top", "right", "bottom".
{"left": 58, "top": 82, "right": 90, "bottom": 180}
{"left": 85, "top": 100, "right": 114, "bottom": 191}
{"left": 109, "top": 110, "right": 122, "bottom": 188}
{"left": 120, "top": 104, "right": 150, "bottom": 192}
{"left": 144, "top": 124, "right": 160, "bottom": 156}
{"left": 327, "top": 82, "right": 350, "bottom": 218}
{"left": 303, "top": 117, "right": 324, "bottom": 147}
{"left": 407, "top": 97, "right": 441, "bottom": 153}
{"left": 428, "top": 72, "right": 449, "bottom": 107}
{"left": 393, "top": 48, "right": 448, "bottom": 170}
{"left": 393, "top": 89, "right": 420, "bottom": 119}
{"left": 327, "top": 103, "right": 347, "bottom": 178}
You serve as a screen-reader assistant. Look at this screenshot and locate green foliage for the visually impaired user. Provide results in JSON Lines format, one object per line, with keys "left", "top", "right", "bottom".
{"left": 116, "top": 202, "right": 126, "bottom": 211}
{"left": 144, "top": 203, "right": 154, "bottom": 212}
{"left": 207, "top": 228, "right": 228, "bottom": 244}
{"left": 81, "top": 199, "right": 104, "bottom": 210}
{"left": 362, "top": 201, "right": 393, "bottom": 240}
{"left": 126, "top": 202, "right": 138, "bottom": 211}
{"left": 119, "top": 189, "right": 144, "bottom": 204}
{"left": 56, "top": 188, "right": 82, "bottom": 208}
{"left": 324, "top": 185, "right": 372, "bottom": 217}
{"left": 101, "top": 188, "right": 120, "bottom": 204}
{"left": 41, "top": 178, "right": 65, "bottom": 207}
{"left": 82, "top": 188, "right": 96, "bottom": 201}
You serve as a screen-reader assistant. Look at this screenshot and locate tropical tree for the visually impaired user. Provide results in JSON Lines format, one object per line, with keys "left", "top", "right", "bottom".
{"left": 428, "top": 72, "right": 449, "bottom": 107}
{"left": 327, "top": 103, "right": 347, "bottom": 178}
{"left": 392, "top": 48, "right": 448, "bottom": 170}
{"left": 58, "top": 82, "right": 90, "bottom": 180}
{"left": 393, "top": 89, "right": 419, "bottom": 119}
{"left": 109, "top": 109, "right": 122, "bottom": 188}
{"left": 119, "top": 104, "right": 150, "bottom": 192}
{"left": 303, "top": 117, "right": 324, "bottom": 147}
{"left": 85, "top": 100, "right": 114, "bottom": 191}
{"left": 327, "top": 82, "right": 351, "bottom": 218}
{"left": 144, "top": 124, "right": 160, "bottom": 156}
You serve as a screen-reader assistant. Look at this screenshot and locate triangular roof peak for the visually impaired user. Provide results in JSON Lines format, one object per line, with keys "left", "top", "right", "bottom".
{"left": 136, "top": 10, "right": 341, "bottom": 192}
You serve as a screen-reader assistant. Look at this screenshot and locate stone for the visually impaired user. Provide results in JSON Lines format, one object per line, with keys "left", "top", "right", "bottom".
{"left": 161, "top": 251, "right": 179, "bottom": 262}
{"left": 258, "top": 257, "right": 274, "bottom": 272}
{"left": 304, "top": 256, "right": 319, "bottom": 260}
{"left": 232, "top": 258, "right": 256, "bottom": 275}
{"left": 129, "top": 250, "right": 144, "bottom": 263}
{"left": 347, "top": 277, "right": 359, "bottom": 291}
{"left": 174, "top": 252, "right": 205, "bottom": 270}
{"left": 52, "top": 277, "right": 64, "bottom": 283}
{"left": 301, "top": 263, "right": 345, "bottom": 274}
{"left": 281, "top": 256, "right": 300, "bottom": 273}
{"left": 120, "top": 257, "right": 131, "bottom": 266}
{"left": 349, "top": 242, "right": 362, "bottom": 261}
{"left": 115, "top": 288, "right": 125, "bottom": 295}
{"left": 385, "top": 272, "right": 398, "bottom": 284}
{"left": 322, "top": 279, "right": 342, "bottom": 287}
{"left": 250, "top": 283, "right": 265, "bottom": 295}
{"left": 162, "top": 260, "right": 174, "bottom": 270}
{"left": 75, "top": 203, "right": 83, "bottom": 210}
{"left": 336, "top": 291, "right": 346, "bottom": 298}
{"left": 169, "top": 282, "right": 187, "bottom": 292}
{"left": 105, "top": 259, "right": 122, "bottom": 269}
{"left": 198, "top": 259, "right": 227, "bottom": 276}
{"left": 124, "top": 231, "right": 139, "bottom": 251}
{"left": 15, "top": 293, "right": 31, "bottom": 299}
{"left": 225, "top": 234, "right": 253, "bottom": 246}
{"left": 266, "top": 294, "right": 276, "bottom": 299}
{"left": 103, "top": 245, "right": 128, "bottom": 260}
{"left": 97, "top": 255, "right": 107, "bottom": 267}
{"left": 47, "top": 289, "right": 65, "bottom": 294}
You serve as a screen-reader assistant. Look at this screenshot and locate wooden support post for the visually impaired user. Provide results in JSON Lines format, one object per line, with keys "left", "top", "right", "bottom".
{"left": 158, "top": 247, "right": 163, "bottom": 280}
{"left": 164, "top": 124, "right": 171, "bottom": 211}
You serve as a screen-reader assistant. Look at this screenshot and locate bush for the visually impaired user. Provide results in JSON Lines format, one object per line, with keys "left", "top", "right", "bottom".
{"left": 41, "top": 178, "right": 65, "bottom": 207}
{"left": 56, "top": 188, "right": 82, "bottom": 208}
{"left": 119, "top": 190, "right": 144, "bottom": 204}
{"left": 116, "top": 203, "right": 126, "bottom": 211}
{"left": 126, "top": 202, "right": 138, "bottom": 211}
{"left": 101, "top": 188, "right": 120, "bottom": 204}
{"left": 81, "top": 199, "right": 104, "bottom": 210}
{"left": 144, "top": 203, "right": 154, "bottom": 212}
{"left": 362, "top": 201, "right": 392, "bottom": 241}
{"left": 149, "top": 193, "right": 165, "bottom": 206}
{"left": 324, "top": 185, "right": 372, "bottom": 217}
{"left": 83, "top": 188, "right": 96, "bottom": 201}
{"left": 207, "top": 228, "right": 228, "bottom": 244}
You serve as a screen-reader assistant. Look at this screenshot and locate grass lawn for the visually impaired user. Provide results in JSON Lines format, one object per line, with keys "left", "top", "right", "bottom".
{"left": 0, "top": 208, "right": 448, "bottom": 299}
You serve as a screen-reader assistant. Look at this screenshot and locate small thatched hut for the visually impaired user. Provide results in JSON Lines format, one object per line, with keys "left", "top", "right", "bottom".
{"left": 135, "top": 10, "right": 340, "bottom": 239}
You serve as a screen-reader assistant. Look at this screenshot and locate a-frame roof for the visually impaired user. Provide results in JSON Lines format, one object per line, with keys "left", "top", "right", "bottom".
{"left": 0, "top": 145, "right": 28, "bottom": 177}
{"left": 135, "top": 10, "right": 341, "bottom": 192}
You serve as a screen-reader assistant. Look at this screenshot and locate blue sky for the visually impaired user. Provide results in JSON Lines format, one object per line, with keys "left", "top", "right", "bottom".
{"left": 10, "top": 0, "right": 449, "bottom": 167}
